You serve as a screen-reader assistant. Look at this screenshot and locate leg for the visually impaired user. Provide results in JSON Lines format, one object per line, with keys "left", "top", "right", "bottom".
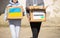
{"left": 30, "top": 22, "right": 42, "bottom": 38}
{"left": 9, "top": 20, "right": 16, "bottom": 38}
{"left": 30, "top": 22, "right": 37, "bottom": 38}
{"left": 15, "top": 20, "right": 21, "bottom": 38}
{"left": 15, "top": 26, "right": 20, "bottom": 38}
{"left": 36, "top": 22, "right": 42, "bottom": 37}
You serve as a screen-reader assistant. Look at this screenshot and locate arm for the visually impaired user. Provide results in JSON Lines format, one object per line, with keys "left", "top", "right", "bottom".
{"left": 26, "top": 7, "right": 31, "bottom": 20}
{"left": 23, "top": 6, "right": 27, "bottom": 16}
{"left": 4, "top": 7, "right": 8, "bottom": 21}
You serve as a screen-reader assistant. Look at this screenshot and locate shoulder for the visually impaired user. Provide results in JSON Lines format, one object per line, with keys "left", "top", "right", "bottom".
{"left": 5, "top": 4, "right": 12, "bottom": 9}
{"left": 6, "top": 4, "right": 12, "bottom": 7}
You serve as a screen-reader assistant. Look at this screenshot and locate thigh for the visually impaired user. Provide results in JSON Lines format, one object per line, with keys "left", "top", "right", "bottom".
{"left": 30, "top": 22, "right": 42, "bottom": 28}
{"left": 14, "top": 20, "right": 21, "bottom": 26}
{"left": 9, "top": 19, "right": 21, "bottom": 26}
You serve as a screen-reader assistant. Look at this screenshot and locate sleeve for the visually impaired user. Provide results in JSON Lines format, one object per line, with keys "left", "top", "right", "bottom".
{"left": 4, "top": 8, "right": 8, "bottom": 21}
{"left": 4, "top": 4, "right": 11, "bottom": 21}
{"left": 17, "top": 2, "right": 27, "bottom": 16}
{"left": 23, "top": 7, "right": 27, "bottom": 16}
{"left": 7, "top": 4, "right": 12, "bottom": 6}
{"left": 19, "top": 4, "right": 27, "bottom": 16}
{"left": 19, "top": 3, "right": 27, "bottom": 16}
{"left": 26, "top": 7, "right": 30, "bottom": 16}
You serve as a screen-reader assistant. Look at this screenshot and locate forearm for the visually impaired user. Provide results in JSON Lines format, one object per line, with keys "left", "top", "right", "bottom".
{"left": 4, "top": 8, "right": 8, "bottom": 21}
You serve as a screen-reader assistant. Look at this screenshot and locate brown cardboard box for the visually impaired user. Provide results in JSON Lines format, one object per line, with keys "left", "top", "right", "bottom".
{"left": 6, "top": 6, "right": 24, "bottom": 20}
{"left": 27, "top": 6, "right": 46, "bottom": 22}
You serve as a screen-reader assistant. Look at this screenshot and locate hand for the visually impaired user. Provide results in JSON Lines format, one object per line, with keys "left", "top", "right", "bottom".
{"left": 4, "top": 17, "right": 7, "bottom": 22}
{"left": 27, "top": 14, "right": 31, "bottom": 21}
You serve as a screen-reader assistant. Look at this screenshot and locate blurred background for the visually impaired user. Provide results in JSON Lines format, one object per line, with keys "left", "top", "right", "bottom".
{"left": 0, "top": 0, "right": 60, "bottom": 38}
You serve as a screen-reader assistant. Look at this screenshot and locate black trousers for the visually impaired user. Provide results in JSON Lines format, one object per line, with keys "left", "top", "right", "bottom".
{"left": 30, "top": 22, "right": 42, "bottom": 38}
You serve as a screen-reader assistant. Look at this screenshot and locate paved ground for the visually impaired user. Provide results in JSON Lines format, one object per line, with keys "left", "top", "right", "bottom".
{"left": 0, "top": 26, "right": 60, "bottom": 38}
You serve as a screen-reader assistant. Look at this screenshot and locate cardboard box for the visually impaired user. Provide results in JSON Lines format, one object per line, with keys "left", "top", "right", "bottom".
{"left": 6, "top": 6, "right": 23, "bottom": 19}
{"left": 27, "top": 6, "right": 46, "bottom": 22}
{"left": 30, "top": 11, "right": 46, "bottom": 22}
{"left": 27, "top": 6, "right": 46, "bottom": 10}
